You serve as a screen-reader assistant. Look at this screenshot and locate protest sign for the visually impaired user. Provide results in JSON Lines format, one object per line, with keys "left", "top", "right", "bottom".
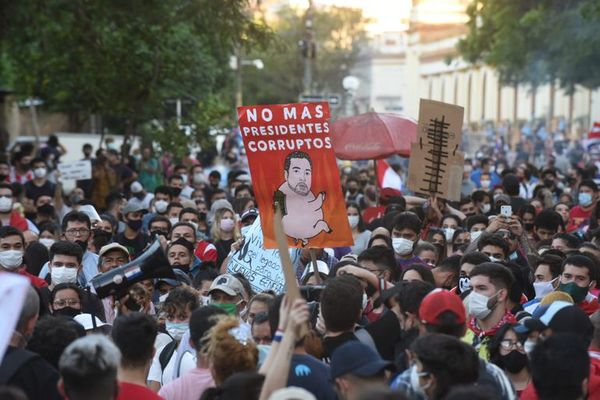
{"left": 58, "top": 160, "right": 92, "bottom": 181}
{"left": 226, "top": 217, "right": 300, "bottom": 294}
{"left": 237, "top": 102, "right": 353, "bottom": 249}
{"left": 407, "top": 99, "right": 465, "bottom": 201}
{"left": 0, "top": 273, "right": 29, "bottom": 363}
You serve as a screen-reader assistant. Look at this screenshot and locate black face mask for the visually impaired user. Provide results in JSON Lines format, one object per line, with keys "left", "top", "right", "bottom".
{"left": 0, "top": 174, "right": 7, "bottom": 181}
{"left": 75, "top": 240, "right": 88, "bottom": 252}
{"left": 171, "top": 187, "right": 182, "bottom": 197}
{"left": 543, "top": 179, "right": 554, "bottom": 188}
{"left": 124, "top": 296, "right": 141, "bottom": 312}
{"left": 127, "top": 219, "right": 142, "bottom": 231}
{"left": 37, "top": 204, "right": 55, "bottom": 216}
{"left": 54, "top": 307, "right": 81, "bottom": 318}
{"left": 150, "top": 230, "right": 168, "bottom": 239}
{"left": 523, "top": 223, "right": 534, "bottom": 231}
{"left": 500, "top": 350, "right": 528, "bottom": 373}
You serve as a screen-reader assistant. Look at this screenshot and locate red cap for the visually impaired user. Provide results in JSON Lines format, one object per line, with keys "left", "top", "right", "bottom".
{"left": 380, "top": 188, "right": 402, "bottom": 200}
{"left": 419, "top": 289, "right": 466, "bottom": 326}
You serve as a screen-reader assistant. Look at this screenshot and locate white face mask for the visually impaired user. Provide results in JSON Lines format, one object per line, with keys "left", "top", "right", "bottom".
{"left": 470, "top": 230, "right": 483, "bottom": 241}
{"left": 392, "top": 237, "right": 414, "bottom": 256}
{"left": 489, "top": 256, "right": 504, "bottom": 263}
{"left": 180, "top": 174, "right": 188, "bottom": 184}
{"left": 51, "top": 266, "right": 78, "bottom": 285}
{"left": 154, "top": 200, "right": 169, "bottom": 214}
{"left": 467, "top": 291, "right": 498, "bottom": 320}
{"left": 0, "top": 197, "right": 12, "bottom": 213}
{"left": 409, "top": 364, "right": 431, "bottom": 397}
{"left": 524, "top": 339, "right": 537, "bottom": 356}
{"left": 0, "top": 250, "right": 23, "bottom": 270}
{"left": 533, "top": 278, "right": 557, "bottom": 300}
{"left": 481, "top": 204, "right": 491, "bottom": 214}
{"left": 166, "top": 321, "right": 189, "bottom": 341}
{"left": 39, "top": 238, "right": 55, "bottom": 249}
{"left": 158, "top": 293, "right": 168, "bottom": 303}
{"left": 193, "top": 173, "right": 206, "bottom": 185}
{"left": 201, "top": 295, "right": 211, "bottom": 306}
{"left": 33, "top": 167, "right": 47, "bottom": 179}
{"left": 481, "top": 180, "right": 491, "bottom": 189}
{"left": 444, "top": 227, "right": 455, "bottom": 242}
{"left": 169, "top": 217, "right": 179, "bottom": 226}
{"left": 348, "top": 215, "right": 359, "bottom": 229}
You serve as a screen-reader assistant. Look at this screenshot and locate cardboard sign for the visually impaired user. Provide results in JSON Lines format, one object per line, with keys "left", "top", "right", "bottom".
{"left": 226, "top": 217, "right": 300, "bottom": 294}
{"left": 0, "top": 273, "right": 30, "bottom": 363}
{"left": 237, "top": 102, "right": 353, "bottom": 249}
{"left": 407, "top": 99, "right": 465, "bottom": 201}
{"left": 58, "top": 160, "right": 92, "bottom": 181}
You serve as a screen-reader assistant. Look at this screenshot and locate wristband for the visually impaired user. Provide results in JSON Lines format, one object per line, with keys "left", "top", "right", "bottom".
{"left": 273, "top": 332, "right": 284, "bottom": 343}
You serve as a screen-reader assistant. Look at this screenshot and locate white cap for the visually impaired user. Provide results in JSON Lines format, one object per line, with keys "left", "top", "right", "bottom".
{"left": 300, "top": 260, "right": 330, "bottom": 281}
{"left": 130, "top": 181, "right": 143, "bottom": 194}
{"left": 269, "top": 387, "right": 316, "bottom": 400}
{"left": 74, "top": 313, "right": 110, "bottom": 330}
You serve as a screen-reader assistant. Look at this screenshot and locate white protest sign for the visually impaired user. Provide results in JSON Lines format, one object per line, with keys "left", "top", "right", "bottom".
{"left": 58, "top": 160, "right": 92, "bottom": 181}
{"left": 0, "top": 273, "right": 30, "bottom": 363}
{"left": 227, "top": 217, "right": 300, "bottom": 294}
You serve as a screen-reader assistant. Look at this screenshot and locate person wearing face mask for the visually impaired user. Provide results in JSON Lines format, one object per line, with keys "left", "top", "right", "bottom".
{"left": 465, "top": 263, "right": 517, "bottom": 361}
{"left": 472, "top": 190, "right": 492, "bottom": 216}
{"left": 39, "top": 241, "right": 106, "bottom": 321}
{"left": 391, "top": 212, "right": 423, "bottom": 269}
{"left": 470, "top": 158, "right": 501, "bottom": 190}
{"left": 9, "top": 151, "right": 34, "bottom": 184}
{"left": 24, "top": 158, "right": 55, "bottom": 204}
{"left": 211, "top": 207, "right": 241, "bottom": 269}
{"left": 115, "top": 200, "right": 150, "bottom": 259}
{"left": 169, "top": 222, "right": 213, "bottom": 277}
{"left": 466, "top": 215, "right": 489, "bottom": 245}
{"left": 441, "top": 214, "right": 461, "bottom": 255}
{"left": 0, "top": 286, "right": 63, "bottom": 400}
{"left": 461, "top": 161, "right": 476, "bottom": 198}
{"left": 48, "top": 283, "right": 84, "bottom": 318}
{"left": 347, "top": 202, "right": 371, "bottom": 254}
{"left": 0, "top": 183, "right": 28, "bottom": 231}
{"left": 208, "top": 274, "right": 249, "bottom": 317}
{"left": 128, "top": 181, "right": 154, "bottom": 210}
{"left": 0, "top": 226, "right": 47, "bottom": 288}
{"left": 344, "top": 177, "right": 363, "bottom": 205}
{"left": 452, "top": 252, "right": 491, "bottom": 297}
{"left": 148, "top": 287, "right": 200, "bottom": 391}
{"left": 180, "top": 165, "right": 207, "bottom": 201}
{"left": 488, "top": 324, "right": 531, "bottom": 395}
{"left": 168, "top": 174, "right": 185, "bottom": 201}
{"left": 557, "top": 254, "right": 600, "bottom": 316}
{"left": 38, "top": 211, "right": 99, "bottom": 285}
{"left": 167, "top": 238, "right": 195, "bottom": 275}
{"left": 567, "top": 180, "right": 599, "bottom": 233}
{"left": 33, "top": 194, "right": 57, "bottom": 226}
{"left": 391, "top": 289, "right": 517, "bottom": 400}
{"left": 141, "top": 185, "right": 173, "bottom": 232}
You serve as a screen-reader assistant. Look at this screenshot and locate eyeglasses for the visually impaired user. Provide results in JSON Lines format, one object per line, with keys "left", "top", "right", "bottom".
{"left": 500, "top": 339, "right": 524, "bottom": 351}
{"left": 65, "top": 228, "right": 90, "bottom": 237}
{"left": 53, "top": 298, "right": 80, "bottom": 307}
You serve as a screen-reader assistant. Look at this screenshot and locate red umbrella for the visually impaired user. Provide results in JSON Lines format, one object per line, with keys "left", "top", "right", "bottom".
{"left": 330, "top": 112, "right": 418, "bottom": 160}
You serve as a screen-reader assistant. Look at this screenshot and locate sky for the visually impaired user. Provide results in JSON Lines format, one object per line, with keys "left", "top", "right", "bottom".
{"left": 286, "top": 0, "right": 469, "bottom": 33}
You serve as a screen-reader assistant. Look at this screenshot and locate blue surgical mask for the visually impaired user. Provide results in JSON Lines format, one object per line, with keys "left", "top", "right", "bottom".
{"left": 166, "top": 321, "right": 188, "bottom": 341}
{"left": 579, "top": 192, "right": 593, "bottom": 207}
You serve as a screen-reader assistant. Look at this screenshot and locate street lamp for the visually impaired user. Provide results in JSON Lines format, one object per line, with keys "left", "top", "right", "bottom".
{"left": 343, "top": 76, "right": 360, "bottom": 116}
{"left": 231, "top": 54, "right": 264, "bottom": 108}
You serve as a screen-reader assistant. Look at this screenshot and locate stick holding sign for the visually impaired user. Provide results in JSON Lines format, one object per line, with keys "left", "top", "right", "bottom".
{"left": 274, "top": 203, "right": 300, "bottom": 301}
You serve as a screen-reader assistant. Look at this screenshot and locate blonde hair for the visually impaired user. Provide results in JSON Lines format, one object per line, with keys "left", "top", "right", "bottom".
{"left": 204, "top": 316, "right": 258, "bottom": 384}
{"left": 211, "top": 208, "right": 240, "bottom": 241}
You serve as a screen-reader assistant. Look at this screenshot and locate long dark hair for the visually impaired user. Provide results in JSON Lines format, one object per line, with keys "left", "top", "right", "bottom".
{"left": 346, "top": 202, "right": 366, "bottom": 233}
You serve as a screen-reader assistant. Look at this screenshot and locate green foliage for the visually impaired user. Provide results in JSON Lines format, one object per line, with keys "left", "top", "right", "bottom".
{"left": 458, "top": 0, "right": 600, "bottom": 90}
{"left": 0, "top": 0, "right": 271, "bottom": 132}
{"left": 241, "top": 5, "right": 369, "bottom": 105}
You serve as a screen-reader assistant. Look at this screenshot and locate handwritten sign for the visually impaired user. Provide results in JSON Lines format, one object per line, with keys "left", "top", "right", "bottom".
{"left": 237, "top": 102, "right": 353, "bottom": 249}
{"left": 226, "top": 217, "right": 300, "bottom": 294}
{"left": 58, "top": 160, "right": 92, "bottom": 181}
{"left": 407, "top": 99, "right": 465, "bottom": 201}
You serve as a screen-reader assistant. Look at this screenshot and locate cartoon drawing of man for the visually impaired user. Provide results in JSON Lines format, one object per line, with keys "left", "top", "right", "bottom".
{"left": 274, "top": 151, "right": 331, "bottom": 246}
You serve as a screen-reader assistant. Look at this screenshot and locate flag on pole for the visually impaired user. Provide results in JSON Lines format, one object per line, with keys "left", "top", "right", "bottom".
{"left": 377, "top": 159, "right": 402, "bottom": 191}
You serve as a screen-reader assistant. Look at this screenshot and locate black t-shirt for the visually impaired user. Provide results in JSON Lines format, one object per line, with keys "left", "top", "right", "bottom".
{"left": 322, "top": 331, "right": 358, "bottom": 363}
{"left": 215, "top": 239, "right": 235, "bottom": 269}
{"left": 24, "top": 180, "right": 55, "bottom": 200}
{"left": 116, "top": 232, "right": 150, "bottom": 259}
{"left": 364, "top": 310, "right": 402, "bottom": 361}
{"left": 1, "top": 346, "right": 62, "bottom": 400}
{"left": 287, "top": 354, "right": 337, "bottom": 400}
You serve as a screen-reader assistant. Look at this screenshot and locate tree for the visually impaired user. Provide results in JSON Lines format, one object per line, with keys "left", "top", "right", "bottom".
{"left": 0, "top": 0, "right": 271, "bottom": 152}
{"left": 241, "top": 5, "right": 369, "bottom": 107}
{"left": 458, "top": 0, "right": 600, "bottom": 92}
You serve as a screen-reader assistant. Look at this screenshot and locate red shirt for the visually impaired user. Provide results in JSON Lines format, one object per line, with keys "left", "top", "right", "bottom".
{"left": 362, "top": 206, "right": 385, "bottom": 224}
{"left": 567, "top": 205, "right": 593, "bottom": 232}
{"left": 194, "top": 240, "right": 217, "bottom": 263}
{"left": 117, "top": 382, "right": 164, "bottom": 400}
{"left": 19, "top": 270, "right": 47, "bottom": 289}
{"left": 9, "top": 211, "right": 28, "bottom": 232}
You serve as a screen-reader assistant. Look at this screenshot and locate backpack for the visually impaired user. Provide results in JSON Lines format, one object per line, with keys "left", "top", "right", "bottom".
{"left": 159, "top": 340, "right": 178, "bottom": 374}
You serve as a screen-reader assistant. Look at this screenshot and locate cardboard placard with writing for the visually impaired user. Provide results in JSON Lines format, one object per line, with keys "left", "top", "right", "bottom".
{"left": 237, "top": 102, "right": 353, "bottom": 249}
{"left": 58, "top": 160, "right": 92, "bottom": 181}
{"left": 407, "top": 99, "right": 465, "bottom": 201}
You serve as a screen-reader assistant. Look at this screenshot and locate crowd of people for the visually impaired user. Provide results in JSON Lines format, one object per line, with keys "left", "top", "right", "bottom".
{"left": 1, "top": 134, "right": 600, "bottom": 400}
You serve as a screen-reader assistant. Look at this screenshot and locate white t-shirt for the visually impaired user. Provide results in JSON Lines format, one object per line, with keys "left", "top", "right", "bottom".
{"left": 147, "top": 343, "right": 196, "bottom": 386}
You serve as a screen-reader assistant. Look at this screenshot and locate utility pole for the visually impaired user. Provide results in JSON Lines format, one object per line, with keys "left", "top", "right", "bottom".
{"left": 235, "top": 44, "right": 243, "bottom": 109}
{"left": 300, "top": 0, "right": 315, "bottom": 95}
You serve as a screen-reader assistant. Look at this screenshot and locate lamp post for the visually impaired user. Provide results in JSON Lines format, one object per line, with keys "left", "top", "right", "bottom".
{"left": 343, "top": 76, "right": 360, "bottom": 116}
{"left": 231, "top": 51, "right": 264, "bottom": 108}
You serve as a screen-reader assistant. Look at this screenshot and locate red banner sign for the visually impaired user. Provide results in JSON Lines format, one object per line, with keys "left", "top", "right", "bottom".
{"left": 237, "top": 102, "right": 353, "bottom": 249}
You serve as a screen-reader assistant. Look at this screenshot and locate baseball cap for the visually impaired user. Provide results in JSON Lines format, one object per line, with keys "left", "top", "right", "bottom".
{"left": 240, "top": 208, "right": 259, "bottom": 222}
{"left": 98, "top": 243, "right": 130, "bottom": 259}
{"left": 130, "top": 181, "right": 143, "bottom": 194}
{"left": 330, "top": 341, "right": 394, "bottom": 379}
{"left": 121, "top": 199, "right": 148, "bottom": 215}
{"left": 269, "top": 387, "right": 316, "bottom": 400}
{"left": 419, "top": 289, "right": 466, "bottom": 326}
{"left": 300, "top": 260, "right": 330, "bottom": 282}
{"left": 209, "top": 274, "right": 247, "bottom": 299}
{"left": 156, "top": 268, "right": 193, "bottom": 287}
{"left": 540, "top": 291, "right": 574, "bottom": 306}
{"left": 380, "top": 188, "right": 402, "bottom": 201}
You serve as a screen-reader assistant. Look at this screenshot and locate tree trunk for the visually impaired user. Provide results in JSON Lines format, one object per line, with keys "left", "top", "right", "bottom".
{"left": 531, "top": 85, "right": 537, "bottom": 121}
